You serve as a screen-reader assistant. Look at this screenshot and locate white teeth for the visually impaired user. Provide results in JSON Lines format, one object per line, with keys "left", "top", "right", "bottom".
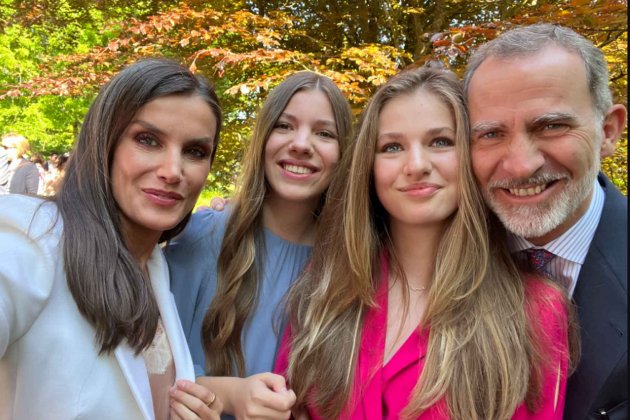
{"left": 508, "top": 184, "right": 547, "bottom": 196}
{"left": 284, "top": 164, "right": 313, "bottom": 174}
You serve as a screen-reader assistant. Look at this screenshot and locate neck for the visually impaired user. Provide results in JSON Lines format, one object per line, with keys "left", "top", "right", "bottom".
{"left": 389, "top": 221, "right": 444, "bottom": 291}
{"left": 121, "top": 227, "right": 160, "bottom": 274}
{"left": 262, "top": 194, "right": 318, "bottom": 245}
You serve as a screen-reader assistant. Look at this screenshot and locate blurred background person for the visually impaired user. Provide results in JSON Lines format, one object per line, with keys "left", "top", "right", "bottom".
{"left": 30, "top": 153, "right": 49, "bottom": 195}
{"left": 1, "top": 132, "right": 39, "bottom": 194}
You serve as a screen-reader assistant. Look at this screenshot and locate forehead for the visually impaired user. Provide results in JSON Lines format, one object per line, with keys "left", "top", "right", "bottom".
{"left": 285, "top": 89, "right": 332, "bottom": 111}
{"left": 467, "top": 46, "right": 595, "bottom": 123}
{"left": 2, "top": 136, "right": 22, "bottom": 147}
{"left": 379, "top": 89, "right": 454, "bottom": 127}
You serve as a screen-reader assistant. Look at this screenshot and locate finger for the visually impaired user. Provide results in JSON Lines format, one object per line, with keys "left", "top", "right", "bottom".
{"left": 170, "top": 382, "right": 222, "bottom": 419}
{"left": 209, "top": 197, "right": 225, "bottom": 211}
{"left": 170, "top": 399, "right": 196, "bottom": 420}
{"left": 259, "top": 372, "right": 289, "bottom": 393}
{"left": 175, "top": 380, "right": 220, "bottom": 409}
{"left": 170, "top": 408, "right": 183, "bottom": 420}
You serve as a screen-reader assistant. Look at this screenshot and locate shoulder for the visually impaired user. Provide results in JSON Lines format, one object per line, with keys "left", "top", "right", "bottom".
{"left": 524, "top": 275, "right": 567, "bottom": 316}
{"left": 599, "top": 173, "right": 627, "bottom": 211}
{"left": 169, "top": 208, "right": 230, "bottom": 247}
{"left": 0, "top": 196, "right": 62, "bottom": 354}
{"left": 524, "top": 275, "right": 570, "bottom": 330}
{"left": 0, "top": 195, "right": 61, "bottom": 238}
{"left": 165, "top": 208, "right": 229, "bottom": 288}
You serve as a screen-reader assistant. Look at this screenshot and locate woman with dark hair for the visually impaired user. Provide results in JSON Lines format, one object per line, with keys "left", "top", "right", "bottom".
{"left": 0, "top": 58, "right": 222, "bottom": 420}
{"left": 166, "top": 71, "right": 353, "bottom": 418}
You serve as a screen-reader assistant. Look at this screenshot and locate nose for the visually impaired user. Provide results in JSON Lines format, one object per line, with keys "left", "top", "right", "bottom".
{"left": 156, "top": 151, "right": 183, "bottom": 184}
{"left": 404, "top": 144, "right": 431, "bottom": 177}
{"left": 501, "top": 134, "right": 544, "bottom": 179}
{"left": 288, "top": 129, "right": 314, "bottom": 156}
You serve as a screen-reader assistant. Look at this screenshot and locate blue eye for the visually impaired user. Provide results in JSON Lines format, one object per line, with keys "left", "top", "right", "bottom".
{"left": 382, "top": 143, "right": 402, "bottom": 153}
{"left": 432, "top": 137, "right": 454, "bottom": 147}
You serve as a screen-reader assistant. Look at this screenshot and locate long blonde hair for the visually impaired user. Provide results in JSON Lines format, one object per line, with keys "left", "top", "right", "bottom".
{"left": 202, "top": 71, "right": 353, "bottom": 376}
{"left": 285, "top": 67, "right": 575, "bottom": 419}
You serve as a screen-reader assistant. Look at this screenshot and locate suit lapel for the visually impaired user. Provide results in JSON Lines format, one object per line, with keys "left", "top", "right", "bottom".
{"left": 147, "top": 246, "right": 196, "bottom": 381}
{"left": 565, "top": 174, "right": 628, "bottom": 417}
{"left": 112, "top": 245, "right": 197, "bottom": 420}
{"left": 114, "top": 344, "right": 154, "bottom": 420}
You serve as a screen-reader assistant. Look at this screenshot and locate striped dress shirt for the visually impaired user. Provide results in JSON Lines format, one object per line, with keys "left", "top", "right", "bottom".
{"left": 508, "top": 180, "right": 605, "bottom": 297}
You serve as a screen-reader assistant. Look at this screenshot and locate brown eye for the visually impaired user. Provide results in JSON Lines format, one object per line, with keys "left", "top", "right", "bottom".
{"left": 136, "top": 133, "right": 159, "bottom": 147}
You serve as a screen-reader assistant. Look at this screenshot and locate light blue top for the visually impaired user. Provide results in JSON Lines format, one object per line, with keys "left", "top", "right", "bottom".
{"left": 166, "top": 208, "right": 312, "bottom": 378}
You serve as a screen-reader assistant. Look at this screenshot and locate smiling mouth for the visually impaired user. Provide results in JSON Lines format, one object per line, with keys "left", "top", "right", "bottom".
{"left": 283, "top": 164, "right": 314, "bottom": 175}
{"left": 506, "top": 181, "right": 556, "bottom": 197}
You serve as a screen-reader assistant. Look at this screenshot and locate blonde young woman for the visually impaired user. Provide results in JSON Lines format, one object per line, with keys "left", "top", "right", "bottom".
{"left": 166, "top": 71, "right": 353, "bottom": 418}
{"left": 275, "top": 67, "right": 577, "bottom": 419}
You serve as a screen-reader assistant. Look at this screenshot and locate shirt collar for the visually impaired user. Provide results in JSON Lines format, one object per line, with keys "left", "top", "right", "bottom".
{"left": 507, "top": 179, "right": 604, "bottom": 264}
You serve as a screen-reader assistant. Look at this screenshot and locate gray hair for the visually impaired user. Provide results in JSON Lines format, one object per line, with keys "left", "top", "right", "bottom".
{"left": 464, "top": 23, "right": 612, "bottom": 118}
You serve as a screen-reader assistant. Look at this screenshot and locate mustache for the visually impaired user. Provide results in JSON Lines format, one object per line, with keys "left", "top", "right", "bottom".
{"left": 487, "top": 171, "right": 569, "bottom": 190}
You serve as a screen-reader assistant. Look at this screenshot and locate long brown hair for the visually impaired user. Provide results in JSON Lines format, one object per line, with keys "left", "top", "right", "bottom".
{"left": 285, "top": 67, "right": 576, "bottom": 419}
{"left": 201, "top": 71, "right": 353, "bottom": 376}
{"left": 56, "top": 58, "right": 222, "bottom": 354}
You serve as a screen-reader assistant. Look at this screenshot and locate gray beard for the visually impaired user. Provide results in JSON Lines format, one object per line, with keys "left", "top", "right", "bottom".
{"left": 484, "top": 161, "right": 599, "bottom": 240}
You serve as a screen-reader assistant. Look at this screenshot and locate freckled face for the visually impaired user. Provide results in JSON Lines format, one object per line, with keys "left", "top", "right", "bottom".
{"left": 374, "top": 89, "right": 458, "bottom": 230}
{"left": 111, "top": 94, "right": 217, "bottom": 244}
{"left": 264, "top": 89, "right": 340, "bottom": 209}
{"left": 468, "top": 46, "right": 602, "bottom": 243}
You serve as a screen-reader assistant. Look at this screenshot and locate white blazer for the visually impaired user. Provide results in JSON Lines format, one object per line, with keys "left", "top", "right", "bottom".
{"left": 0, "top": 195, "right": 195, "bottom": 419}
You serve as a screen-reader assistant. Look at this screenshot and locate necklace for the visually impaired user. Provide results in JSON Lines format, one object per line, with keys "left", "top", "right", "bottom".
{"left": 408, "top": 284, "right": 427, "bottom": 293}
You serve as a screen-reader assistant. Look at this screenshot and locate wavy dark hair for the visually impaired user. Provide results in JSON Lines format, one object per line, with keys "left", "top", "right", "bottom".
{"left": 56, "top": 58, "right": 222, "bottom": 354}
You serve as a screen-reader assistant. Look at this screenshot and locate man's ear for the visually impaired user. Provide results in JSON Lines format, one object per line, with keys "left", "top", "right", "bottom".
{"left": 600, "top": 104, "right": 627, "bottom": 158}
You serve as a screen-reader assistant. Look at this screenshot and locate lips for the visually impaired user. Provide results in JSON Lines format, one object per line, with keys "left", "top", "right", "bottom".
{"left": 507, "top": 183, "right": 547, "bottom": 196}
{"left": 400, "top": 183, "right": 440, "bottom": 192}
{"left": 283, "top": 163, "right": 314, "bottom": 174}
{"left": 491, "top": 173, "right": 565, "bottom": 199}
{"left": 280, "top": 160, "right": 318, "bottom": 175}
{"left": 142, "top": 188, "right": 183, "bottom": 205}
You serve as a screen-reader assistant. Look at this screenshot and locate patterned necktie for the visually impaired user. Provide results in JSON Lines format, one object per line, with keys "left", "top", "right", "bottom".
{"left": 524, "top": 248, "right": 555, "bottom": 276}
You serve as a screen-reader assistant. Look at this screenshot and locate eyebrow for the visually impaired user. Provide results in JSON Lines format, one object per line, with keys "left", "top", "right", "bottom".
{"left": 279, "top": 112, "right": 337, "bottom": 129}
{"left": 530, "top": 112, "right": 577, "bottom": 127}
{"left": 471, "top": 121, "right": 504, "bottom": 135}
{"left": 378, "top": 126, "right": 455, "bottom": 141}
{"left": 131, "top": 119, "right": 214, "bottom": 143}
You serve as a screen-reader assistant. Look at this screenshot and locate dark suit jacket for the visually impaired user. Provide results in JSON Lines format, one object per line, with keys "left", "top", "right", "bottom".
{"left": 564, "top": 174, "right": 627, "bottom": 420}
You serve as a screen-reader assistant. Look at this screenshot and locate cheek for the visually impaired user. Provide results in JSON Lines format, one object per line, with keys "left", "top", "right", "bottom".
{"left": 442, "top": 154, "right": 459, "bottom": 182}
{"left": 373, "top": 160, "right": 393, "bottom": 196}
{"left": 320, "top": 143, "right": 340, "bottom": 169}
{"left": 556, "top": 141, "right": 596, "bottom": 174}
{"left": 471, "top": 148, "right": 492, "bottom": 181}
{"left": 188, "top": 163, "right": 211, "bottom": 189}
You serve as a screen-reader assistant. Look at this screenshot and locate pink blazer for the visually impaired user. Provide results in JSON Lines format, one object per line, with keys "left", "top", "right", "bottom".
{"left": 276, "top": 257, "right": 569, "bottom": 419}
